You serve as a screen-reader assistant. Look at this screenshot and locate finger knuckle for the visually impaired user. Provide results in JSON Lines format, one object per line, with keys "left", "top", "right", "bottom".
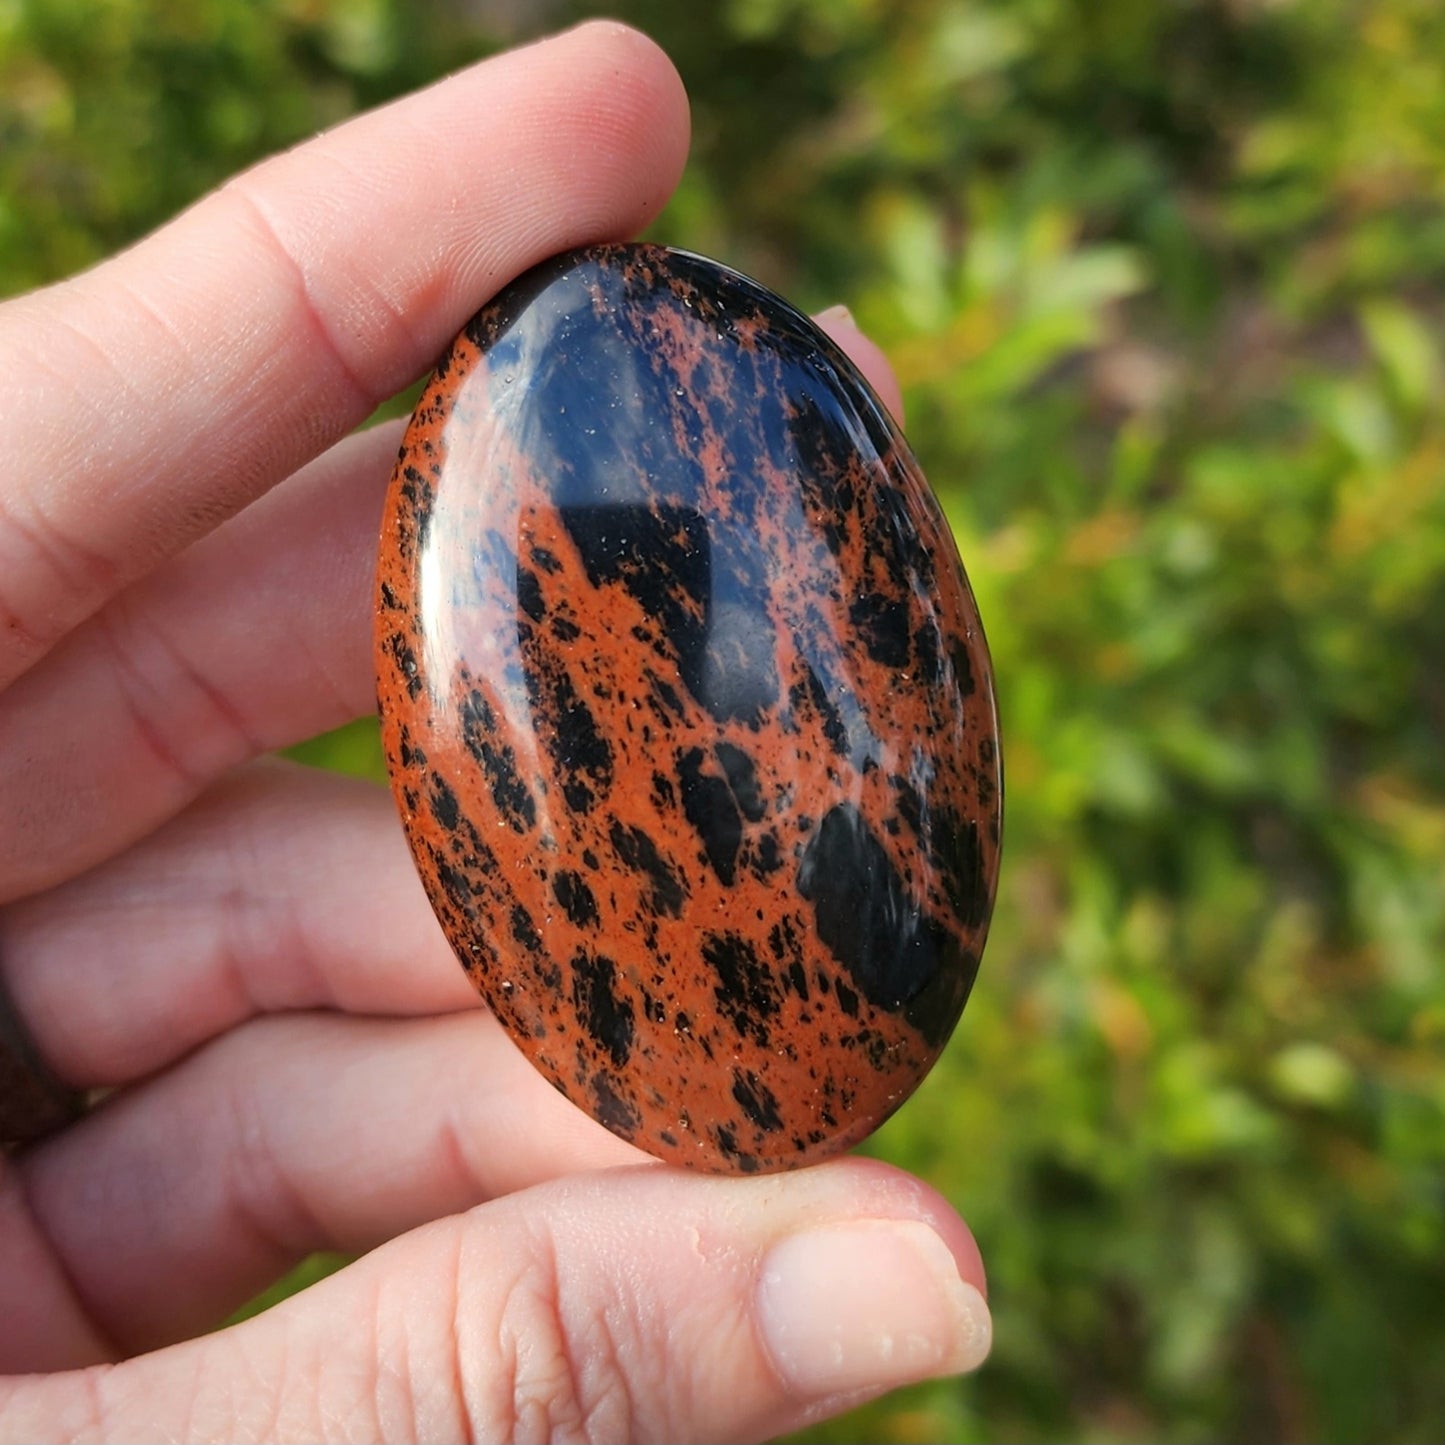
{"left": 458, "top": 1229, "right": 641, "bottom": 1445}
{"left": 94, "top": 592, "right": 261, "bottom": 790}
{"left": 0, "top": 481, "right": 117, "bottom": 666}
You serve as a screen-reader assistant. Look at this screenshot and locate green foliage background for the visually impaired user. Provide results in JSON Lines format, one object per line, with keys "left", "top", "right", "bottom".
{"left": 4, "top": 0, "right": 1443, "bottom": 1439}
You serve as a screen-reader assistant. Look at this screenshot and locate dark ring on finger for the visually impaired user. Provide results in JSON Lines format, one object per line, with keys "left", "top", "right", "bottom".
{"left": 0, "top": 963, "right": 85, "bottom": 1151}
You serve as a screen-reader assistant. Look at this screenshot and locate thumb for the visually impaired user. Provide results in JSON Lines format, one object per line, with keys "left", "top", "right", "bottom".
{"left": 0, "top": 1158, "right": 990, "bottom": 1444}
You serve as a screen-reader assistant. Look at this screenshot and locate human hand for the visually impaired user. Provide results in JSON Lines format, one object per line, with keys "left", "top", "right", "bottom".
{"left": 0, "top": 22, "right": 990, "bottom": 1443}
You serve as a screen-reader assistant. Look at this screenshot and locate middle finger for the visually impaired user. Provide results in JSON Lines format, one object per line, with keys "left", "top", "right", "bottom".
{"left": 1, "top": 760, "right": 470, "bottom": 1087}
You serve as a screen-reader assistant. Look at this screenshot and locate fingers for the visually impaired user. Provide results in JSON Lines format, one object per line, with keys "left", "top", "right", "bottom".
{"left": 0, "top": 21, "right": 690, "bottom": 693}
{"left": 1, "top": 762, "right": 469, "bottom": 1084}
{"left": 0, "top": 418, "right": 396, "bottom": 906}
{"left": 12, "top": 1011, "right": 644, "bottom": 1362}
{"left": 0, "top": 1161, "right": 990, "bottom": 1444}
{"left": 0, "top": 311, "right": 906, "bottom": 907}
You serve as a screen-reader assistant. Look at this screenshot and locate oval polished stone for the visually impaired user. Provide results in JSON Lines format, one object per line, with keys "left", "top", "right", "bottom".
{"left": 376, "top": 243, "right": 1001, "bottom": 1173}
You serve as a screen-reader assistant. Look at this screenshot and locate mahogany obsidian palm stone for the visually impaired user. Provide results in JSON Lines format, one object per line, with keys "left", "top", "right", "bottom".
{"left": 376, "top": 243, "right": 1001, "bottom": 1174}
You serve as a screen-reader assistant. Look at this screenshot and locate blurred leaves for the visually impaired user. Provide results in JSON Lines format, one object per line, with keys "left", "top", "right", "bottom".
{"left": 3, "top": 0, "right": 1444, "bottom": 1440}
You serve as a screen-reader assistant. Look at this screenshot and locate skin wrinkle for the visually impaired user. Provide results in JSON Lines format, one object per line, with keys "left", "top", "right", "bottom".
{"left": 387, "top": 1224, "right": 473, "bottom": 1445}
{"left": 561, "top": 1273, "right": 643, "bottom": 1445}
{"left": 2, "top": 290, "right": 246, "bottom": 602}
{"left": 218, "top": 1060, "right": 332, "bottom": 1278}
{"left": 93, "top": 595, "right": 265, "bottom": 793}
{"left": 496, "top": 1227, "right": 612, "bottom": 1445}
{"left": 108, "top": 269, "right": 204, "bottom": 390}
{"left": 9, "top": 1173, "right": 127, "bottom": 1369}
{"left": 214, "top": 792, "right": 339, "bottom": 1019}
{"left": 0, "top": 467, "right": 118, "bottom": 644}
{"left": 213, "top": 876, "right": 317, "bottom": 1022}
{"left": 431, "top": 1103, "right": 490, "bottom": 1231}
{"left": 76, "top": 1361, "right": 116, "bottom": 1444}
{"left": 217, "top": 180, "right": 387, "bottom": 424}
{"left": 0, "top": 1165, "right": 120, "bottom": 1371}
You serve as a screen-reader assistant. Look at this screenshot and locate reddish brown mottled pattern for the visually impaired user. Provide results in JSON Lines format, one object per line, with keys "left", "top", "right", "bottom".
{"left": 376, "top": 244, "right": 1001, "bottom": 1173}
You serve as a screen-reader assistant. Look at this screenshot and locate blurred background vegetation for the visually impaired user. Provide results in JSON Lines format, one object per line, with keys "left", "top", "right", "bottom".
{"left": 4, "top": 0, "right": 1444, "bottom": 1439}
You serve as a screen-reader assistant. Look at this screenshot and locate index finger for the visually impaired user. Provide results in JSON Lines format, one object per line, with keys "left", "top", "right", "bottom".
{"left": 0, "top": 21, "right": 689, "bottom": 693}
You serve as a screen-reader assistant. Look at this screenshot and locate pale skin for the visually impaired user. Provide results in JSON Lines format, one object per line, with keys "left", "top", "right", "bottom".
{"left": 0, "top": 22, "right": 991, "bottom": 1444}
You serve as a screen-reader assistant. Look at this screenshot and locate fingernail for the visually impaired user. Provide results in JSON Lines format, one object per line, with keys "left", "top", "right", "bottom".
{"left": 814, "top": 303, "right": 857, "bottom": 330}
{"left": 756, "top": 1219, "right": 992, "bottom": 1400}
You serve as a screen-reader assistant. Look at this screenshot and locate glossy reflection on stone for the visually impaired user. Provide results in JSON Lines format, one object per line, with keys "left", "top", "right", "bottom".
{"left": 376, "top": 243, "right": 1001, "bottom": 1173}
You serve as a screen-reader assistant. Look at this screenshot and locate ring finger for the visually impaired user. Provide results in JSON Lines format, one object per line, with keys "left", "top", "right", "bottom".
{"left": 5, "top": 1006, "right": 647, "bottom": 1370}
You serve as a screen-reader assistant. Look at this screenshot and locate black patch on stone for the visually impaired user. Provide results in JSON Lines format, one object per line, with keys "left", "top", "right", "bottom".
{"left": 531, "top": 545, "right": 561, "bottom": 575}
{"left": 650, "top": 771, "right": 676, "bottom": 810}
{"left": 789, "top": 659, "right": 848, "bottom": 756}
{"left": 384, "top": 632, "right": 423, "bottom": 699}
{"left": 891, "top": 774, "right": 923, "bottom": 837}
{"left": 516, "top": 566, "right": 545, "bottom": 623}
{"left": 561, "top": 502, "right": 713, "bottom": 705}
{"left": 702, "top": 931, "right": 779, "bottom": 1043}
{"left": 397, "top": 464, "right": 435, "bottom": 555}
{"left": 554, "top": 870, "right": 600, "bottom": 929}
{"left": 609, "top": 820, "right": 687, "bottom": 918}
{"left": 396, "top": 726, "right": 425, "bottom": 771}
{"left": 912, "top": 621, "right": 941, "bottom": 682}
{"left": 459, "top": 689, "right": 537, "bottom": 832}
{"left": 532, "top": 668, "right": 612, "bottom": 813}
{"left": 767, "top": 915, "right": 804, "bottom": 966}
{"left": 731, "top": 1070, "right": 784, "bottom": 1133}
{"left": 754, "top": 831, "right": 784, "bottom": 876}
{"left": 571, "top": 952, "right": 634, "bottom": 1068}
{"left": 849, "top": 591, "right": 912, "bottom": 669}
{"left": 785, "top": 959, "right": 810, "bottom": 1002}
{"left": 715, "top": 742, "right": 765, "bottom": 821}
{"left": 645, "top": 668, "right": 687, "bottom": 721}
{"left": 950, "top": 637, "right": 977, "bottom": 698}
{"left": 797, "top": 803, "right": 970, "bottom": 1047}
{"left": 429, "top": 852, "right": 477, "bottom": 921}
{"left": 427, "top": 774, "right": 460, "bottom": 833}
{"left": 590, "top": 1071, "right": 640, "bottom": 1138}
{"left": 934, "top": 808, "right": 989, "bottom": 929}
{"left": 873, "top": 481, "right": 938, "bottom": 589}
{"left": 510, "top": 904, "right": 543, "bottom": 954}
{"left": 712, "top": 1121, "right": 760, "bottom": 1171}
{"left": 678, "top": 747, "right": 743, "bottom": 886}
{"left": 784, "top": 394, "right": 858, "bottom": 557}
